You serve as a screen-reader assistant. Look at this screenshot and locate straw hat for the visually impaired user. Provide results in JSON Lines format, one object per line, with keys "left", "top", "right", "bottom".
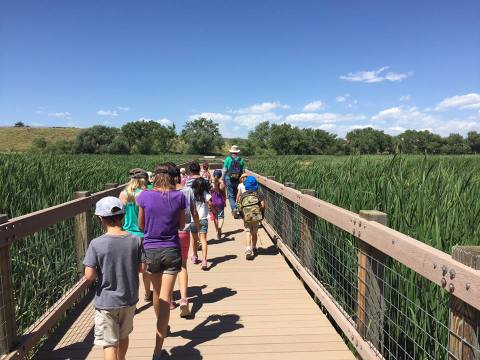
{"left": 229, "top": 145, "right": 240, "bottom": 153}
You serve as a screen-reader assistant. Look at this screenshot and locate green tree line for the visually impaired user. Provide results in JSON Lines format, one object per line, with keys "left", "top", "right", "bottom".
{"left": 31, "top": 118, "right": 480, "bottom": 155}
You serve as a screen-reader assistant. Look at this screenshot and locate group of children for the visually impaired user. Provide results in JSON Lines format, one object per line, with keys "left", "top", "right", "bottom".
{"left": 83, "top": 159, "right": 265, "bottom": 360}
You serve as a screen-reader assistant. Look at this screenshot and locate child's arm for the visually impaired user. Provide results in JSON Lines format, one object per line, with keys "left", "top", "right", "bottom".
{"left": 138, "top": 207, "right": 145, "bottom": 231}
{"left": 192, "top": 204, "right": 200, "bottom": 230}
{"left": 119, "top": 191, "right": 128, "bottom": 205}
{"left": 178, "top": 209, "right": 185, "bottom": 231}
{"left": 84, "top": 266, "right": 97, "bottom": 282}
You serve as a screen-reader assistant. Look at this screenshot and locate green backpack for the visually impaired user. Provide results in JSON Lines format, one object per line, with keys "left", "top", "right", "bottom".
{"left": 240, "top": 191, "right": 263, "bottom": 224}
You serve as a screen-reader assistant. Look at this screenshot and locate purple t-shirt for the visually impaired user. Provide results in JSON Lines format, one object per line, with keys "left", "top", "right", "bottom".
{"left": 136, "top": 190, "right": 186, "bottom": 249}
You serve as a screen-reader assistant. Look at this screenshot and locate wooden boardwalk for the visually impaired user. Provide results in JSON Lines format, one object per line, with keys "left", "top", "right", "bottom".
{"left": 35, "top": 211, "right": 354, "bottom": 360}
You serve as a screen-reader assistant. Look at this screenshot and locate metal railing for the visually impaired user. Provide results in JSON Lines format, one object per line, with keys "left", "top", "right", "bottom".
{"left": 248, "top": 170, "right": 480, "bottom": 360}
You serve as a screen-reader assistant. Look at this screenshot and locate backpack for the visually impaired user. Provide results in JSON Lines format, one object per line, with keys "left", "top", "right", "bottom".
{"left": 227, "top": 157, "right": 242, "bottom": 180}
{"left": 240, "top": 191, "right": 263, "bottom": 224}
{"left": 211, "top": 188, "right": 225, "bottom": 210}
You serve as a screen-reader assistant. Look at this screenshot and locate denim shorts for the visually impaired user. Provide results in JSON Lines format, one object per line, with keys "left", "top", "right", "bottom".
{"left": 214, "top": 209, "right": 225, "bottom": 219}
{"left": 189, "top": 219, "right": 209, "bottom": 234}
{"left": 145, "top": 247, "right": 181, "bottom": 275}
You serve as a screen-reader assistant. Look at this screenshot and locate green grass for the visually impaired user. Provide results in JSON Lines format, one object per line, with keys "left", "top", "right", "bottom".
{"left": 0, "top": 127, "right": 80, "bottom": 152}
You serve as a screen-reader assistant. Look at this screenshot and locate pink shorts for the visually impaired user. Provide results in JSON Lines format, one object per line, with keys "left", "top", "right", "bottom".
{"left": 178, "top": 231, "right": 190, "bottom": 262}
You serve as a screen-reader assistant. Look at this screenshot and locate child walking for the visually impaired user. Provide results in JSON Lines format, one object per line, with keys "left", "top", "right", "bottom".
{"left": 137, "top": 164, "right": 186, "bottom": 360}
{"left": 211, "top": 169, "right": 226, "bottom": 240}
{"left": 119, "top": 169, "right": 153, "bottom": 302}
{"left": 239, "top": 176, "right": 265, "bottom": 260}
{"left": 83, "top": 196, "right": 146, "bottom": 360}
{"left": 191, "top": 177, "right": 212, "bottom": 270}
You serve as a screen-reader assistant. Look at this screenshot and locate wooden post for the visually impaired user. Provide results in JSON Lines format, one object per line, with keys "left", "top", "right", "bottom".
{"left": 0, "top": 214, "right": 16, "bottom": 355}
{"left": 74, "top": 192, "right": 92, "bottom": 278}
{"left": 300, "top": 189, "right": 316, "bottom": 272}
{"left": 282, "top": 183, "right": 295, "bottom": 248}
{"left": 104, "top": 182, "right": 119, "bottom": 190}
{"left": 449, "top": 246, "right": 480, "bottom": 360}
{"left": 356, "top": 210, "right": 387, "bottom": 354}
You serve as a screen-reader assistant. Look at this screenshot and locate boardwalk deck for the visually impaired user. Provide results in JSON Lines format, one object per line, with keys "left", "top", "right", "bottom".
{"left": 35, "top": 211, "right": 354, "bottom": 360}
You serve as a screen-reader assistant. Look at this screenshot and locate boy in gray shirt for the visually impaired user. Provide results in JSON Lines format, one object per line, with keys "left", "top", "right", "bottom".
{"left": 84, "top": 196, "right": 146, "bottom": 360}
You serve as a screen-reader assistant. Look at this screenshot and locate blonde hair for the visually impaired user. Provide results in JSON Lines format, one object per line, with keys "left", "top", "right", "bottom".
{"left": 125, "top": 178, "right": 147, "bottom": 202}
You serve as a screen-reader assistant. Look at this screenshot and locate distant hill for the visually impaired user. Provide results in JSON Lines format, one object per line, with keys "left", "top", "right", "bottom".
{"left": 0, "top": 127, "right": 80, "bottom": 152}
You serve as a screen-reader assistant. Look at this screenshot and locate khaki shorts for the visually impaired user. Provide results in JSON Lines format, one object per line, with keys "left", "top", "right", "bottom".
{"left": 94, "top": 305, "right": 136, "bottom": 347}
{"left": 244, "top": 220, "right": 260, "bottom": 233}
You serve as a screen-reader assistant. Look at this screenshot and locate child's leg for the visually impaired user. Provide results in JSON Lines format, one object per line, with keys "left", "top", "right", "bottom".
{"left": 117, "top": 337, "right": 129, "bottom": 360}
{"left": 103, "top": 346, "right": 118, "bottom": 360}
{"left": 151, "top": 273, "right": 162, "bottom": 320}
{"left": 217, "top": 209, "right": 224, "bottom": 234}
{"left": 200, "top": 232, "right": 208, "bottom": 260}
{"left": 244, "top": 225, "right": 252, "bottom": 249}
{"left": 142, "top": 273, "right": 151, "bottom": 299}
{"left": 191, "top": 231, "right": 199, "bottom": 259}
{"left": 153, "top": 273, "right": 177, "bottom": 356}
{"left": 252, "top": 229, "right": 258, "bottom": 249}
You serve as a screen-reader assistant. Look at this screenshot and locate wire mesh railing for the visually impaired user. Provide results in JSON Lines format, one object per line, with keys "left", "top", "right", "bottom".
{"left": 259, "top": 181, "right": 479, "bottom": 360}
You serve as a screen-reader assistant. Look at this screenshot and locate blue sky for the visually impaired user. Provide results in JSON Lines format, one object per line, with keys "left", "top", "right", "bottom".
{"left": 1, "top": 0, "right": 479, "bottom": 138}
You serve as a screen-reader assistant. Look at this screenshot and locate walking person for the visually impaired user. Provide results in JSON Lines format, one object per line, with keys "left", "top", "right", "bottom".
{"left": 169, "top": 163, "right": 200, "bottom": 318}
{"left": 211, "top": 169, "right": 226, "bottom": 240}
{"left": 222, "top": 145, "right": 245, "bottom": 213}
{"left": 119, "top": 169, "right": 153, "bottom": 302}
{"left": 137, "top": 164, "right": 186, "bottom": 360}
{"left": 84, "top": 196, "right": 146, "bottom": 360}
{"left": 191, "top": 177, "right": 212, "bottom": 270}
{"left": 239, "top": 176, "right": 265, "bottom": 260}
{"left": 185, "top": 161, "right": 202, "bottom": 263}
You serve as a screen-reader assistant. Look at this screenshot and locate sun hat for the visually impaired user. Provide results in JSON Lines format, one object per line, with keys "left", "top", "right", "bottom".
{"left": 229, "top": 145, "right": 240, "bottom": 153}
{"left": 245, "top": 176, "right": 259, "bottom": 191}
{"left": 95, "top": 196, "right": 125, "bottom": 217}
{"left": 213, "top": 169, "right": 222, "bottom": 178}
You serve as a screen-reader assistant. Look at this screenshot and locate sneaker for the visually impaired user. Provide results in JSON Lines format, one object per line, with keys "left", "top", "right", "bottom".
{"left": 252, "top": 247, "right": 258, "bottom": 256}
{"left": 144, "top": 290, "right": 153, "bottom": 302}
{"left": 191, "top": 254, "right": 198, "bottom": 264}
{"left": 152, "top": 349, "right": 170, "bottom": 360}
{"left": 179, "top": 299, "right": 191, "bottom": 318}
{"left": 201, "top": 259, "right": 208, "bottom": 270}
{"left": 245, "top": 248, "right": 254, "bottom": 260}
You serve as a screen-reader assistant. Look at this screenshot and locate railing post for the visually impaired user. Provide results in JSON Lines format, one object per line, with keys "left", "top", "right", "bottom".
{"left": 0, "top": 214, "right": 16, "bottom": 355}
{"left": 105, "top": 182, "right": 119, "bottom": 190}
{"left": 449, "top": 246, "right": 480, "bottom": 360}
{"left": 74, "top": 192, "right": 92, "bottom": 278}
{"left": 282, "top": 183, "right": 295, "bottom": 248}
{"left": 300, "top": 189, "right": 316, "bottom": 272}
{"left": 357, "top": 210, "right": 387, "bottom": 354}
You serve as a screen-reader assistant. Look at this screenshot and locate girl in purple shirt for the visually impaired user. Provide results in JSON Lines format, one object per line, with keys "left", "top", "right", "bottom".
{"left": 137, "top": 164, "right": 186, "bottom": 360}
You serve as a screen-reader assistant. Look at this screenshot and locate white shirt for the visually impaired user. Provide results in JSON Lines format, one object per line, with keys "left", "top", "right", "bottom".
{"left": 238, "top": 183, "right": 246, "bottom": 195}
{"left": 195, "top": 191, "right": 212, "bottom": 220}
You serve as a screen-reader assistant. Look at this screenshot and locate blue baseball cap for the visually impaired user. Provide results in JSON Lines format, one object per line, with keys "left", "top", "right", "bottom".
{"left": 245, "top": 176, "right": 259, "bottom": 191}
{"left": 213, "top": 169, "right": 222, "bottom": 178}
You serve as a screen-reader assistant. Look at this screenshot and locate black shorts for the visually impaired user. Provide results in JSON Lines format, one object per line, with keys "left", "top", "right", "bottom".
{"left": 145, "top": 247, "right": 181, "bottom": 275}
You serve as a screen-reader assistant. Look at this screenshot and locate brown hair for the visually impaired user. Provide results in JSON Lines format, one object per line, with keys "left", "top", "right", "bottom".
{"left": 153, "top": 163, "right": 176, "bottom": 190}
{"left": 100, "top": 214, "right": 125, "bottom": 227}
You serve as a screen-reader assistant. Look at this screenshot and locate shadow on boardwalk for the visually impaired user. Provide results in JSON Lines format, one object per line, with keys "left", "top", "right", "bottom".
{"left": 169, "top": 314, "right": 244, "bottom": 360}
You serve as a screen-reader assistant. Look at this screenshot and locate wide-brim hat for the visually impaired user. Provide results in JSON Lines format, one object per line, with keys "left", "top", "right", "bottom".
{"left": 229, "top": 145, "right": 240, "bottom": 153}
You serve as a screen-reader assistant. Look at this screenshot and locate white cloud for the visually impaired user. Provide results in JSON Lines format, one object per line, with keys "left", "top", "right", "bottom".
{"left": 286, "top": 112, "right": 366, "bottom": 123}
{"left": 336, "top": 96, "right": 346, "bottom": 103}
{"left": 316, "top": 123, "right": 336, "bottom": 131}
{"left": 233, "top": 101, "right": 289, "bottom": 114}
{"left": 371, "top": 106, "right": 437, "bottom": 127}
{"left": 400, "top": 95, "right": 411, "bottom": 102}
{"left": 340, "top": 66, "right": 411, "bottom": 83}
{"left": 48, "top": 112, "right": 71, "bottom": 119}
{"left": 117, "top": 106, "right": 130, "bottom": 112}
{"left": 303, "top": 100, "right": 325, "bottom": 112}
{"left": 97, "top": 109, "right": 119, "bottom": 117}
{"left": 189, "top": 112, "right": 232, "bottom": 122}
{"left": 234, "top": 112, "right": 282, "bottom": 128}
{"left": 435, "top": 93, "right": 480, "bottom": 111}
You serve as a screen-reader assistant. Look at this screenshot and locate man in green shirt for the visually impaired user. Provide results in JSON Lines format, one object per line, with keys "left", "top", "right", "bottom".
{"left": 222, "top": 145, "right": 245, "bottom": 212}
